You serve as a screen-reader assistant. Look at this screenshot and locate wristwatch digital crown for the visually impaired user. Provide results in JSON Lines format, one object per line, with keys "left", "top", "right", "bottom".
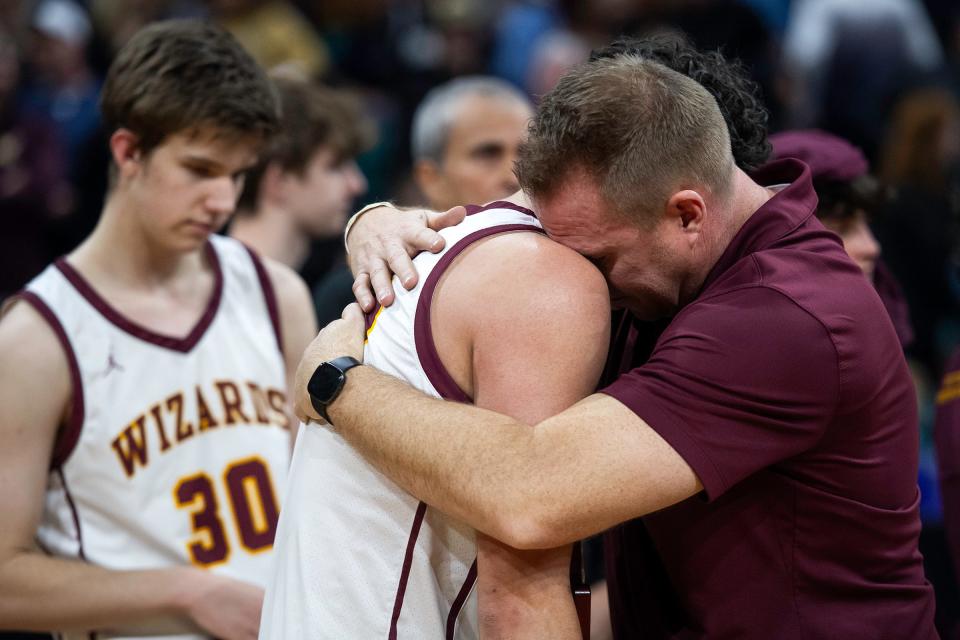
{"left": 307, "top": 356, "right": 362, "bottom": 424}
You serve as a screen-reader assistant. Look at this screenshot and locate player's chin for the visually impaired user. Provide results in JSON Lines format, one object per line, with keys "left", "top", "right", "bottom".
{"left": 168, "top": 229, "right": 213, "bottom": 252}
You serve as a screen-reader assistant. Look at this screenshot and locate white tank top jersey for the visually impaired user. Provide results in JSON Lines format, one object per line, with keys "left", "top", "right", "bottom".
{"left": 18, "top": 235, "right": 291, "bottom": 640}
{"left": 260, "top": 202, "right": 544, "bottom": 639}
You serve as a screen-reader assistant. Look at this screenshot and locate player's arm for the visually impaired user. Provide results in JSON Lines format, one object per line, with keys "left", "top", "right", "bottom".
{"left": 260, "top": 258, "right": 318, "bottom": 437}
{"left": 0, "top": 301, "right": 263, "bottom": 639}
{"left": 434, "top": 232, "right": 610, "bottom": 637}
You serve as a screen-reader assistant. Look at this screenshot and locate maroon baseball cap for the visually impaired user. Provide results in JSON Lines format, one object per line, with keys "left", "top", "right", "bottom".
{"left": 769, "top": 129, "right": 869, "bottom": 183}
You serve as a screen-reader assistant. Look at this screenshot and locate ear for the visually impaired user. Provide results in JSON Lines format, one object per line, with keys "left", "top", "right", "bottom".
{"left": 413, "top": 159, "right": 449, "bottom": 209}
{"left": 665, "top": 190, "right": 706, "bottom": 240}
{"left": 109, "top": 128, "right": 142, "bottom": 181}
{"left": 259, "top": 162, "right": 289, "bottom": 207}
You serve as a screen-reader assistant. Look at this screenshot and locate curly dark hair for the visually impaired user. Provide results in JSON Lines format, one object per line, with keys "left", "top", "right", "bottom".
{"left": 590, "top": 34, "right": 771, "bottom": 172}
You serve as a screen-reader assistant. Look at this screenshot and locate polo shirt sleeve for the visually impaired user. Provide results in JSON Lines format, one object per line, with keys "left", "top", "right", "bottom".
{"left": 601, "top": 287, "right": 840, "bottom": 501}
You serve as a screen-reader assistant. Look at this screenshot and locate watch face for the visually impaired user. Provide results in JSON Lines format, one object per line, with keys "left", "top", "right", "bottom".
{"left": 308, "top": 361, "right": 347, "bottom": 404}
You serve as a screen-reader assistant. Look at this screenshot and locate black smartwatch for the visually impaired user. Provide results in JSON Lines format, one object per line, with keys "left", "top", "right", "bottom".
{"left": 307, "top": 356, "right": 362, "bottom": 423}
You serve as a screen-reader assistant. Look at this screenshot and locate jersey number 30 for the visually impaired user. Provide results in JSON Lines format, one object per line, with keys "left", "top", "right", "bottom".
{"left": 173, "top": 457, "right": 280, "bottom": 566}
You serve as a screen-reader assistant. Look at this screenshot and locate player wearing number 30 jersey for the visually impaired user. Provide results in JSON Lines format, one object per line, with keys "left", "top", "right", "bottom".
{"left": 19, "top": 235, "right": 292, "bottom": 639}
{"left": 0, "top": 20, "right": 317, "bottom": 640}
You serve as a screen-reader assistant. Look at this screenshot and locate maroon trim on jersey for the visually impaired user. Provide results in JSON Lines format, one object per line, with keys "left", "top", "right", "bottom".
{"left": 384, "top": 216, "right": 542, "bottom": 635}
{"left": 463, "top": 200, "right": 536, "bottom": 217}
{"left": 446, "top": 559, "right": 478, "bottom": 639}
{"left": 413, "top": 223, "right": 544, "bottom": 403}
{"left": 17, "top": 291, "right": 85, "bottom": 469}
{"left": 388, "top": 501, "right": 428, "bottom": 640}
{"left": 243, "top": 245, "right": 283, "bottom": 355}
{"left": 53, "top": 242, "right": 224, "bottom": 354}
{"left": 58, "top": 468, "right": 88, "bottom": 561}
{"left": 365, "top": 304, "right": 382, "bottom": 332}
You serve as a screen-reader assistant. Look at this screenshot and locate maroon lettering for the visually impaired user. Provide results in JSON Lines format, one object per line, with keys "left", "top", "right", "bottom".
{"left": 175, "top": 474, "right": 229, "bottom": 566}
{"left": 267, "top": 389, "right": 291, "bottom": 430}
{"left": 195, "top": 386, "right": 219, "bottom": 432}
{"left": 225, "top": 458, "right": 280, "bottom": 551}
{"left": 150, "top": 403, "right": 171, "bottom": 452}
{"left": 111, "top": 416, "right": 149, "bottom": 478}
{"left": 246, "top": 382, "right": 272, "bottom": 425}
{"left": 168, "top": 393, "right": 193, "bottom": 442}
{"left": 216, "top": 381, "right": 250, "bottom": 426}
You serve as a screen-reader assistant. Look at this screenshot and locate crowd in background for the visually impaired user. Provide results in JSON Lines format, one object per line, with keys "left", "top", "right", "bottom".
{"left": 2, "top": 0, "right": 960, "bottom": 635}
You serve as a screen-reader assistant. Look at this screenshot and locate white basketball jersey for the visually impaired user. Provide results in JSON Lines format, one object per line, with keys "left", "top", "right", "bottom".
{"left": 20, "top": 235, "right": 291, "bottom": 640}
{"left": 260, "top": 202, "right": 543, "bottom": 639}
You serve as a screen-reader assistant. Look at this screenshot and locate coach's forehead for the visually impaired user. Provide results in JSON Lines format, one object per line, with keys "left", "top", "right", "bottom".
{"left": 533, "top": 171, "right": 620, "bottom": 249}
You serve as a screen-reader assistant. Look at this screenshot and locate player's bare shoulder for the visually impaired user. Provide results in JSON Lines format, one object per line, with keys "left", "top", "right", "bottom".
{"left": 437, "top": 228, "right": 610, "bottom": 353}
{"left": 0, "top": 297, "right": 73, "bottom": 437}
{"left": 259, "top": 257, "right": 311, "bottom": 308}
{"left": 454, "top": 230, "right": 609, "bottom": 313}
{"left": 257, "top": 256, "right": 317, "bottom": 362}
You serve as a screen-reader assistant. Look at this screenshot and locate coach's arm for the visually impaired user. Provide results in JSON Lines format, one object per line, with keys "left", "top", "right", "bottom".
{"left": 294, "top": 307, "right": 702, "bottom": 550}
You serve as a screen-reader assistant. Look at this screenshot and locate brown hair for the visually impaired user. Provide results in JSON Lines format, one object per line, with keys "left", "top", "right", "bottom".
{"left": 236, "top": 74, "right": 375, "bottom": 212}
{"left": 517, "top": 54, "right": 733, "bottom": 224}
{"left": 590, "top": 34, "right": 770, "bottom": 172}
{"left": 814, "top": 174, "right": 890, "bottom": 221}
{"left": 100, "top": 19, "right": 279, "bottom": 156}
{"left": 879, "top": 87, "right": 960, "bottom": 193}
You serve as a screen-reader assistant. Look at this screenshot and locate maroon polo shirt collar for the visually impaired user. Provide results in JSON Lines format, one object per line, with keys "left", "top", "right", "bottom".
{"left": 700, "top": 158, "right": 820, "bottom": 293}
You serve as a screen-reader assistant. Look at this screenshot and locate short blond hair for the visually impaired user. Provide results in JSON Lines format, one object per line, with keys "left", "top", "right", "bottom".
{"left": 517, "top": 54, "right": 734, "bottom": 224}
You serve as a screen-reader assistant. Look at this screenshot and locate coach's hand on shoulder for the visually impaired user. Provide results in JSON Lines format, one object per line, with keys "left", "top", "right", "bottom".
{"left": 348, "top": 203, "right": 465, "bottom": 311}
{"left": 294, "top": 303, "right": 367, "bottom": 424}
{"left": 179, "top": 570, "right": 263, "bottom": 640}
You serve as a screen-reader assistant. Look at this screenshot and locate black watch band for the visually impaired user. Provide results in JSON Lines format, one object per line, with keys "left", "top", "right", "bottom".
{"left": 307, "top": 356, "right": 362, "bottom": 424}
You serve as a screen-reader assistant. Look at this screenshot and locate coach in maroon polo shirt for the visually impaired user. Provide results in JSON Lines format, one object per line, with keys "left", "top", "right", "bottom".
{"left": 293, "top": 53, "right": 936, "bottom": 638}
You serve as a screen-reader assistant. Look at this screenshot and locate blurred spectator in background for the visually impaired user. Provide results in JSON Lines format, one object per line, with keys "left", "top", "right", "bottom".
{"left": 312, "top": 75, "right": 532, "bottom": 326}
{"left": 410, "top": 76, "right": 532, "bottom": 210}
{"left": 525, "top": 29, "right": 590, "bottom": 99}
{"left": 490, "top": 0, "right": 564, "bottom": 90}
{"left": 781, "top": 0, "right": 944, "bottom": 158}
{"left": 230, "top": 73, "right": 372, "bottom": 282}
{"left": 0, "top": 27, "right": 72, "bottom": 299}
{"left": 19, "top": 0, "right": 108, "bottom": 262}
{"left": 0, "top": 1, "right": 33, "bottom": 37}
{"left": 936, "top": 344, "right": 960, "bottom": 639}
{"left": 491, "top": 0, "right": 639, "bottom": 98}
{"left": 22, "top": 0, "right": 101, "bottom": 177}
{"left": 627, "top": 0, "right": 782, "bottom": 128}
{"left": 877, "top": 86, "right": 960, "bottom": 375}
{"left": 88, "top": 0, "right": 207, "bottom": 56}
{"left": 210, "top": 0, "right": 330, "bottom": 78}
{"left": 886, "top": 85, "right": 960, "bottom": 637}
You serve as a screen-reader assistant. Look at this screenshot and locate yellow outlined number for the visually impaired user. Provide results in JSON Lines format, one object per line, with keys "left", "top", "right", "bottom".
{"left": 174, "top": 457, "right": 279, "bottom": 566}
{"left": 225, "top": 458, "right": 280, "bottom": 553}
